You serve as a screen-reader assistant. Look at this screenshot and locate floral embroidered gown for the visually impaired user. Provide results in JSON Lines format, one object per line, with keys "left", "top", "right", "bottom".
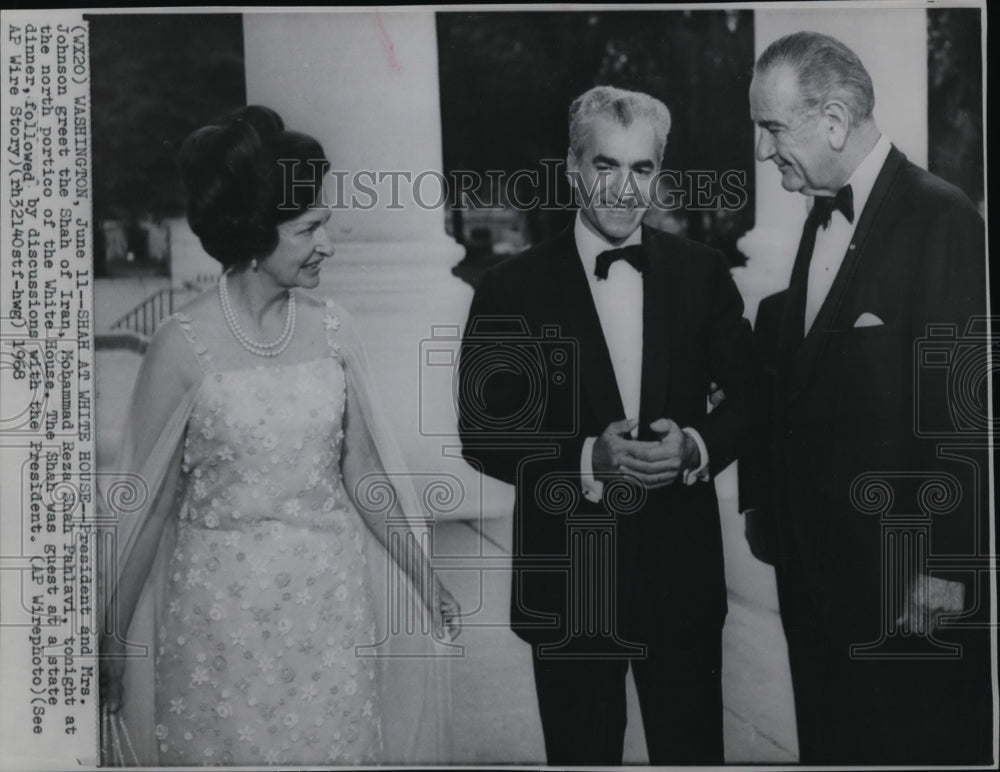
{"left": 152, "top": 303, "right": 383, "bottom": 766}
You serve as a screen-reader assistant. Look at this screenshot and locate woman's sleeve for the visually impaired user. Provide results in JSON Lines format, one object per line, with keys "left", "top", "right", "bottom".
{"left": 100, "top": 317, "right": 202, "bottom": 764}
{"left": 329, "top": 300, "right": 455, "bottom": 763}
{"left": 103, "top": 318, "right": 197, "bottom": 642}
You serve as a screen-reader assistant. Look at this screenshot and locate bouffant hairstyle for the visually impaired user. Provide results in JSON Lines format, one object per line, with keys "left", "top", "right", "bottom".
{"left": 178, "top": 105, "right": 329, "bottom": 269}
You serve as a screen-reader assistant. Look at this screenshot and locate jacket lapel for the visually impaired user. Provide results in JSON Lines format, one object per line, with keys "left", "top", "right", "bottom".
{"left": 545, "top": 227, "right": 625, "bottom": 429}
{"left": 637, "top": 227, "right": 672, "bottom": 440}
{"left": 786, "top": 145, "right": 906, "bottom": 401}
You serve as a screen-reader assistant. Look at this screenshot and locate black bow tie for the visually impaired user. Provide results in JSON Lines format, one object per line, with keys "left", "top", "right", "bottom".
{"left": 594, "top": 244, "right": 647, "bottom": 280}
{"left": 810, "top": 185, "right": 854, "bottom": 228}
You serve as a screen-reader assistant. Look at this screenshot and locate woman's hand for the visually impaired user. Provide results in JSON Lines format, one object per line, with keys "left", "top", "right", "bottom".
{"left": 433, "top": 578, "right": 462, "bottom": 641}
{"left": 100, "top": 636, "right": 126, "bottom": 713}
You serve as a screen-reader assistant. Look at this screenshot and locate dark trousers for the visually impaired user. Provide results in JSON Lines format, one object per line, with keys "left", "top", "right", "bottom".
{"left": 776, "top": 559, "right": 994, "bottom": 766}
{"left": 531, "top": 627, "right": 724, "bottom": 765}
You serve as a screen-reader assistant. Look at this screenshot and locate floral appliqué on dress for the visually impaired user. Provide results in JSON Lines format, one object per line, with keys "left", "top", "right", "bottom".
{"left": 154, "top": 306, "right": 383, "bottom": 766}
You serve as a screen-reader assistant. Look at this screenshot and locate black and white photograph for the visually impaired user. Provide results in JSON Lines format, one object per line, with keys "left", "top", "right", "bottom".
{"left": 0, "top": 2, "right": 994, "bottom": 769}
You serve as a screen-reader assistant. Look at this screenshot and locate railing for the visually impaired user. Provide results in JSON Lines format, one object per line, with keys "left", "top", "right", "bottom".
{"left": 109, "top": 287, "right": 184, "bottom": 339}
{"left": 109, "top": 273, "right": 220, "bottom": 341}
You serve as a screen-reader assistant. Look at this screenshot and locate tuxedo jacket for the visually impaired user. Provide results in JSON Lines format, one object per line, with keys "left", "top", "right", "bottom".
{"left": 459, "top": 224, "right": 754, "bottom": 646}
{"left": 740, "top": 146, "right": 988, "bottom": 644}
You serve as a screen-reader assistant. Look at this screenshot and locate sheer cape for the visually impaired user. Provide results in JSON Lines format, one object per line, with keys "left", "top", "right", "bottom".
{"left": 102, "top": 292, "right": 453, "bottom": 764}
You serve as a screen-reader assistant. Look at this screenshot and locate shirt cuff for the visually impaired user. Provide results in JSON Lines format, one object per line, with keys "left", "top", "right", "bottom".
{"left": 580, "top": 436, "right": 604, "bottom": 503}
{"left": 681, "top": 427, "right": 710, "bottom": 485}
{"left": 920, "top": 575, "right": 966, "bottom": 612}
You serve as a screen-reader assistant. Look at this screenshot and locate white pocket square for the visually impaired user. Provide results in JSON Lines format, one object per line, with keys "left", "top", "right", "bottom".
{"left": 853, "top": 312, "right": 884, "bottom": 328}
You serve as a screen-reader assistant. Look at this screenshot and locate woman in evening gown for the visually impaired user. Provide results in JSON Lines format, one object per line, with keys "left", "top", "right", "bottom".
{"left": 99, "top": 106, "right": 459, "bottom": 766}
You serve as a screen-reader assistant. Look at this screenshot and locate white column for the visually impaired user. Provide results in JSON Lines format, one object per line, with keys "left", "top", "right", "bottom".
{"left": 243, "top": 11, "right": 505, "bottom": 520}
{"left": 733, "top": 7, "right": 928, "bottom": 320}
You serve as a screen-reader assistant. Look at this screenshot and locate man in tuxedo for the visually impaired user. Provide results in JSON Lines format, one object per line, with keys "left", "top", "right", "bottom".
{"left": 458, "top": 86, "right": 754, "bottom": 764}
{"left": 742, "top": 32, "right": 992, "bottom": 764}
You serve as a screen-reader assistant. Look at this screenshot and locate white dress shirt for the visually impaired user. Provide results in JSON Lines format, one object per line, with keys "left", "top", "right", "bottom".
{"left": 804, "top": 134, "right": 892, "bottom": 333}
{"left": 573, "top": 213, "right": 709, "bottom": 503}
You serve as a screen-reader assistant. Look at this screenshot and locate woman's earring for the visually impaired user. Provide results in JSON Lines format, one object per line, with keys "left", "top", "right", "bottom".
{"left": 251, "top": 258, "right": 258, "bottom": 272}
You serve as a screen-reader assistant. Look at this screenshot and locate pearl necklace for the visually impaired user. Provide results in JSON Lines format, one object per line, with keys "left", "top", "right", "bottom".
{"left": 218, "top": 270, "right": 296, "bottom": 357}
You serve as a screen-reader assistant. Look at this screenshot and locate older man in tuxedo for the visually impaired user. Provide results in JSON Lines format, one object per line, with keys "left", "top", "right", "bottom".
{"left": 458, "top": 86, "right": 754, "bottom": 764}
{"left": 741, "top": 31, "right": 992, "bottom": 764}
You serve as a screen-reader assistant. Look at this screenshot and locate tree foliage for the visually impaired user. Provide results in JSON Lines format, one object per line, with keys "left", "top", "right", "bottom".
{"left": 437, "top": 10, "right": 756, "bottom": 262}
{"left": 88, "top": 14, "right": 246, "bottom": 224}
{"left": 928, "top": 8, "right": 983, "bottom": 205}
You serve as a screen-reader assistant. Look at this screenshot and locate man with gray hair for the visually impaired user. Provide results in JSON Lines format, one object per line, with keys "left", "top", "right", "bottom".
{"left": 742, "top": 31, "right": 991, "bottom": 764}
{"left": 459, "top": 85, "right": 754, "bottom": 763}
